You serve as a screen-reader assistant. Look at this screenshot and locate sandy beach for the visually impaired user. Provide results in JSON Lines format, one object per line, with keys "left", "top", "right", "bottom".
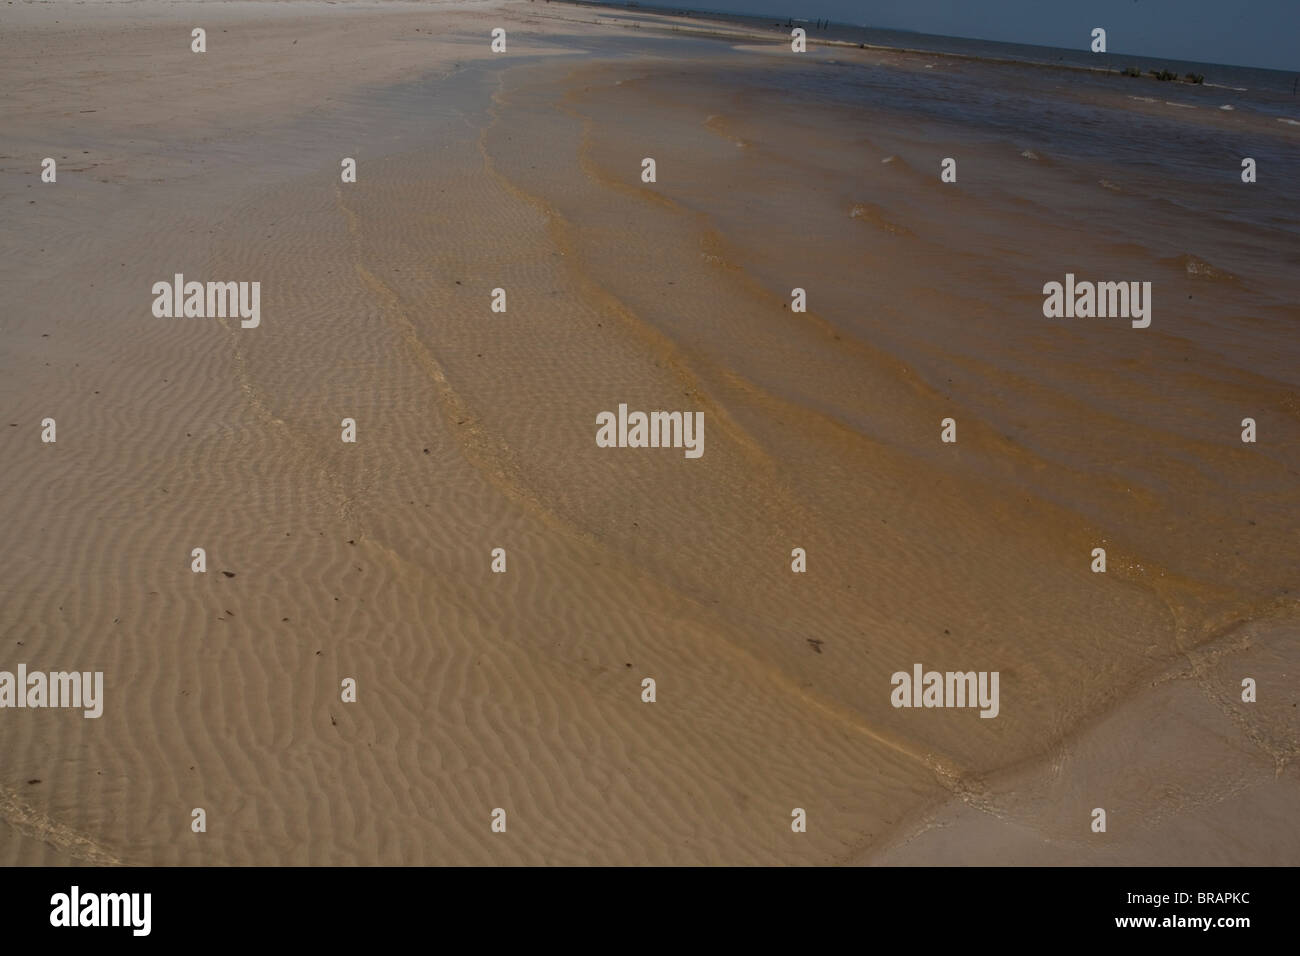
{"left": 1, "top": 0, "right": 1297, "bottom": 865}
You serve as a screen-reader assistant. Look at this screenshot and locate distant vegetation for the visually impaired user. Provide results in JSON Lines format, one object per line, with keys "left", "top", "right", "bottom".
{"left": 1120, "top": 65, "right": 1204, "bottom": 83}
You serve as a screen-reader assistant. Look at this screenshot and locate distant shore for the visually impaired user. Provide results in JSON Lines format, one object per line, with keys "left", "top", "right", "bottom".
{"left": 555, "top": 0, "right": 1298, "bottom": 91}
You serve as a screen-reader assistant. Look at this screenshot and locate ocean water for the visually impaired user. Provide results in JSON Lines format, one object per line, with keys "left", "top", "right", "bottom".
{"left": 590, "top": 1, "right": 1300, "bottom": 96}
{"left": 471, "top": 26, "right": 1300, "bottom": 850}
{"left": 681, "top": 51, "right": 1300, "bottom": 264}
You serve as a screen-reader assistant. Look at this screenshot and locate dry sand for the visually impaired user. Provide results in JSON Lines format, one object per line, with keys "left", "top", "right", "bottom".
{"left": 1, "top": 0, "right": 1296, "bottom": 865}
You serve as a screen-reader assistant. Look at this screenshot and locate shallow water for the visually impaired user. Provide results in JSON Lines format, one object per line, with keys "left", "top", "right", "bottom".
{"left": 3, "top": 4, "right": 1295, "bottom": 864}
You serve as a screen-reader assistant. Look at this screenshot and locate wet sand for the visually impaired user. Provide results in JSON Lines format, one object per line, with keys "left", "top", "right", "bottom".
{"left": 1, "top": 0, "right": 1296, "bottom": 865}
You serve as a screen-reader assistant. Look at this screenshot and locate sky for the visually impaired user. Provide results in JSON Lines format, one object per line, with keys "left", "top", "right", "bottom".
{"left": 619, "top": 0, "right": 1299, "bottom": 72}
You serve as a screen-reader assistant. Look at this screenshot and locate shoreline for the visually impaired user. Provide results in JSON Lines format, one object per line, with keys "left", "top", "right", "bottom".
{"left": 2, "top": 0, "right": 1296, "bottom": 865}
{"left": 548, "top": 0, "right": 1297, "bottom": 90}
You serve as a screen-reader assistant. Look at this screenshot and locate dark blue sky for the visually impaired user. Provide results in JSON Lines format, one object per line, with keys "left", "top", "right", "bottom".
{"left": 645, "top": 1, "right": 1298, "bottom": 71}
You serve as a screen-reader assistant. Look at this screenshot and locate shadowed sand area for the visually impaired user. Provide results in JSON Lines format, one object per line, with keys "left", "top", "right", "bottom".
{"left": 0, "top": 0, "right": 1297, "bottom": 865}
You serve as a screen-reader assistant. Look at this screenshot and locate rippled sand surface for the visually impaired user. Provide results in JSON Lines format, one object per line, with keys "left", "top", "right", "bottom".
{"left": 1, "top": 0, "right": 1296, "bottom": 865}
